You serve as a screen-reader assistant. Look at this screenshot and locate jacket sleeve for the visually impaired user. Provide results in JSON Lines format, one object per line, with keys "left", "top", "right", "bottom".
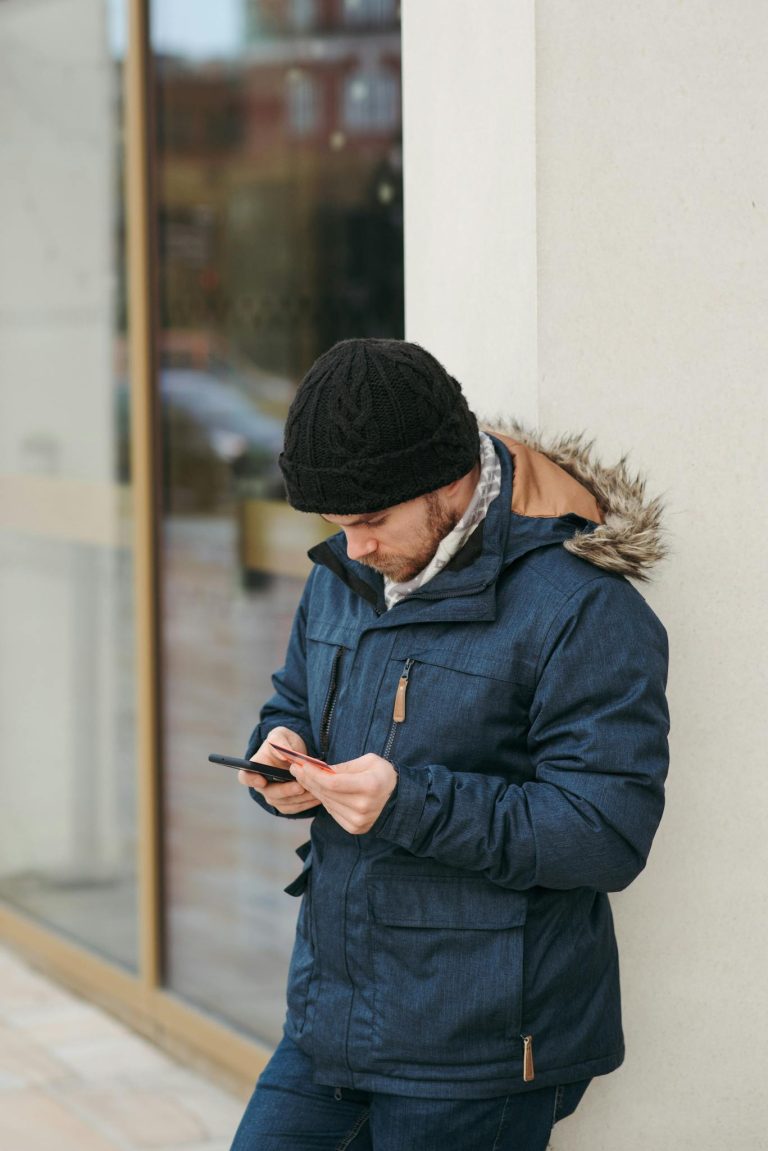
{"left": 244, "top": 570, "right": 319, "bottom": 820}
{"left": 375, "top": 575, "right": 670, "bottom": 891}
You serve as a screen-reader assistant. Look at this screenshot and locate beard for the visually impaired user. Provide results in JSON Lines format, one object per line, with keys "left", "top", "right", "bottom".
{"left": 357, "top": 492, "right": 462, "bottom": 583}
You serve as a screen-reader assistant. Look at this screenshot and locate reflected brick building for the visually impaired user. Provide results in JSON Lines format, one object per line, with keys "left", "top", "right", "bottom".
{"left": 155, "top": 0, "right": 403, "bottom": 378}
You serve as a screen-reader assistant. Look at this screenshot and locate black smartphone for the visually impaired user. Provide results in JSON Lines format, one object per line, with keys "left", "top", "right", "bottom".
{"left": 208, "top": 753, "right": 294, "bottom": 784}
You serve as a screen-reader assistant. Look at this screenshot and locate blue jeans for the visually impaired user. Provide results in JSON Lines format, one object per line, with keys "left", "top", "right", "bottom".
{"left": 230, "top": 1035, "right": 590, "bottom": 1151}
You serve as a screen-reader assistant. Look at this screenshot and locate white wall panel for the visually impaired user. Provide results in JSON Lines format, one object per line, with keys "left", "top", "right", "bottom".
{"left": 537, "top": 4, "right": 768, "bottom": 1146}
{"left": 402, "top": 0, "right": 537, "bottom": 422}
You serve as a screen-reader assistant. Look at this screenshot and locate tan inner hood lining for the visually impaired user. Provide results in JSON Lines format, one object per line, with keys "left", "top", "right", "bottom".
{"left": 490, "top": 432, "right": 604, "bottom": 524}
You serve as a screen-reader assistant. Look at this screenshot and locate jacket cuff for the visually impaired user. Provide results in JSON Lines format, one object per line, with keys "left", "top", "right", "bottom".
{"left": 374, "top": 764, "right": 430, "bottom": 849}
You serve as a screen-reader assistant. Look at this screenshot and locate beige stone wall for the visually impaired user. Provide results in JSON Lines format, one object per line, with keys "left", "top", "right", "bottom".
{"left": 404, "top": 2, "right": 768, "bottom": 1146}
{"left": 402, "top": 0, "right": 539, "bottom": 421}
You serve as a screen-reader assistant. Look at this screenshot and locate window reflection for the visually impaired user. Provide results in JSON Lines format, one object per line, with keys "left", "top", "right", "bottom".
{"left": 286, "top": 69, "right": 321, "bottom": 136}
{"left": 342, "top": 66, "right": 399, "bottom": 133}
{"left": 153, "top": 0, "right": 403, "bottom": 1042}
{"left": 343, "top": 0, "right": 398, "bottom": 26}
{"left": 0, "top": 0, "right": 138, "bottom": 969}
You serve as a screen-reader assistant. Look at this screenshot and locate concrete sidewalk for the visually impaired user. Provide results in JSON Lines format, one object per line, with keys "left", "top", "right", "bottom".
{"left": 0, "top": 944, "right": 244, "bottom": 1151}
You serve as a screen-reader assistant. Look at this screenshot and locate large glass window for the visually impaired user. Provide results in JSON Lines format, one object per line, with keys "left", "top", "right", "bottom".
{"left": 0, "top": 0, "right": 138, "bottom": 969}
{"left": 152, "top": 0, "right": 403, "bottom": 1041}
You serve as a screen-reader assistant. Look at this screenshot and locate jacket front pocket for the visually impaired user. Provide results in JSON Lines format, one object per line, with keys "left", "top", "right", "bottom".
{"left": 367, "top": 877, "right": 527, "bottom": 1068}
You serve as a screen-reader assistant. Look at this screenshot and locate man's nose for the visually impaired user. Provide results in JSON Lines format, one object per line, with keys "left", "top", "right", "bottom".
{"left": 345, "top": 529, "right": 377, "bottom": 561}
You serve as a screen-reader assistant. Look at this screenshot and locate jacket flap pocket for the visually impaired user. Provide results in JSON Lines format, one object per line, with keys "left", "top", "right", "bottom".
{"left": 306, "top": 620, "right": 356, "bottom": 647}
{"left": 389, "top": 642, "right": 536, "bottom": 687}
{"left": 368, "top": 878, "right": 527, "bottom": 930}
{"left": 284, "top": 841, "right": 313, "bottom": 896}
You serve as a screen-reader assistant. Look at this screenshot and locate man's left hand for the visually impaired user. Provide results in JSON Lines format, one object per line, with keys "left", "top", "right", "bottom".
{"left": 289, "top": 754, "right": 397, "bottom": 835}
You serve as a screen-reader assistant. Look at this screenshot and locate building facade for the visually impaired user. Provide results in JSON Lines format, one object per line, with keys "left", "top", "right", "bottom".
{"left": 2, "top": 2, "right": 768, "bottom": 1148}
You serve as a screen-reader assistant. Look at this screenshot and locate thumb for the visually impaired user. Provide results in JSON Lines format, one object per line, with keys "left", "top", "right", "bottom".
{"left": 270, "top": 727, "right": 308, "bottom": 754}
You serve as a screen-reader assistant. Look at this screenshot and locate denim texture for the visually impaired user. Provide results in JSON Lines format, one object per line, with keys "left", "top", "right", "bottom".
{"left": 245, "top": 437, "right": 670, "bottom": 1098}
{"left": 230, "top": 1035, "right": 591, "bottom": 1151}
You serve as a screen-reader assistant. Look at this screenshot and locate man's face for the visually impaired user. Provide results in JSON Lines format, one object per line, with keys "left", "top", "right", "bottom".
{"left": 322, "top": 490, "right": 461, "bottom": 583}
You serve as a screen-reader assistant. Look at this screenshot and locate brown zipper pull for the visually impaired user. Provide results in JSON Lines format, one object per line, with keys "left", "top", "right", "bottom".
{"left": 393, "top": 675, "right": 409, "bottom": 722}
{"left": 392, "top": 660, "right": 413, "bottom": 724}
{"left": 522, "top": 1034, "right": 535, "bottom": 1082}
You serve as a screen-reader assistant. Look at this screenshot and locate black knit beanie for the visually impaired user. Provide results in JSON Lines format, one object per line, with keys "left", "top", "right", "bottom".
{"left": 279, "top": 338, "right": 480, "bottom": 514}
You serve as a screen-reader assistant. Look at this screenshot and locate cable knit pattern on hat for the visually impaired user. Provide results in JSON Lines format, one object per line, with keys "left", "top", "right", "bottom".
{"left": 280, "top": 338, "right": 480, "bottom": 513}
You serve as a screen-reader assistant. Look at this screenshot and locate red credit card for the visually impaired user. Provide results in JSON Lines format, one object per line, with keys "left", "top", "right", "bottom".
{"left": 268, "top": 742, "right": 335, "bottom": 772}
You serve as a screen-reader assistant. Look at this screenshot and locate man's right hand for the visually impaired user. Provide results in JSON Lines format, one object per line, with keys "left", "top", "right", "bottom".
{"left": 238, "top": 726, "right": 321, "bottom": 815}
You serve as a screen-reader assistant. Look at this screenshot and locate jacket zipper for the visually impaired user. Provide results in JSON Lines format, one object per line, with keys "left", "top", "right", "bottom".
{"left": 320, "top": 646, "right": 344, "bottom": 759}
{"left": 382, "top": 658, "right": 414, "bottom": 760}
{"left": 522, "top": 1033, "right": 535, "bottom": 1082}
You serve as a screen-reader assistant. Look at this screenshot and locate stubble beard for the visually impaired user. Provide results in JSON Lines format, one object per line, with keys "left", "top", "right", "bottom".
{"left": 357, "top": 492, "right": 461, "bottom": 583}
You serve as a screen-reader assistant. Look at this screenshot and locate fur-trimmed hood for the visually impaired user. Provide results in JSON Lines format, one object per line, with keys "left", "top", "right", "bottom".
{"left": 485, "top": 421, "right": 667, "bottom": 583}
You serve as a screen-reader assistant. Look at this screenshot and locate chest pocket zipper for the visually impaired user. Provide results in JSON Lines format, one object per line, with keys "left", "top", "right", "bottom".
{"left": 320, "top": 646, "right": 344, "bottom": 759}
{"left": 382, "top": 658, "right": 414, "bottom": 761}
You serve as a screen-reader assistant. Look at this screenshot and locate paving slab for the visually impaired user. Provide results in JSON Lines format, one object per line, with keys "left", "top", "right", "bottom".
{"left": 0, "top": 945, "right": 244, "bottom": 1151}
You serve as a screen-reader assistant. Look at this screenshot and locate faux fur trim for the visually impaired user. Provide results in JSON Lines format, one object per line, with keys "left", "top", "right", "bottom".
{"left": 484, "top": 420, "right": 667, "bottom": 582}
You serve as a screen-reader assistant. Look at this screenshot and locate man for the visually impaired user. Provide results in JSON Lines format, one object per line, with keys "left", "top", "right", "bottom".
{"left": 229, "top": 339, "right": 670, "bottom": 1151}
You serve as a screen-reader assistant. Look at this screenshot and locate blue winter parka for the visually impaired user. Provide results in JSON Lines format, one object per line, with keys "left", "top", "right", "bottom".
{"left": 245, "top": 431, "right": 670, "bottom": 1099}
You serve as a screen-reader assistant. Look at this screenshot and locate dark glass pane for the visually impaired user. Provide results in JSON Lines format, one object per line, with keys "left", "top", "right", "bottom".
{"left": 152, "top": 0, "right": 403, "bottom": 1042}
{"left": 0, "top": 0, "right": 138, "bottom": 969}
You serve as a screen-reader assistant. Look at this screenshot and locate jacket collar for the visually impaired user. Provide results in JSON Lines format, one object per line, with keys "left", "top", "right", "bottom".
{"left": 307, "top": 436, "right": 600, "bottom": 625}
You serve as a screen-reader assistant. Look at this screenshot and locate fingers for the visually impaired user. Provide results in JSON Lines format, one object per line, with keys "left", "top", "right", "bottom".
{"left": 265, "top": 728, "right": 308, "bottom": 758}
{"left": 236, "top": 768, "right": 264, "bottom": 788}
{"left": 237, "top": 769, "right": 319, "bottom": 814}
{"left": 271, "top": 794, "right": 321, "bottom": 814}
{"left": 290, "top": 758, "right": 388, "bottom": 795}
{"left": 238, "top": 728, "right": 310, "bottom": 784}
{"left": 254, "top": 728, "right": 308, "bottom": 769}
{"left": 237, "top": 769, "right": 306, "bottom": 799}
{"left": 288, "top": 756, "right": 397, "bottom": 835}
{"left": 237, "top": 768, "right": 315, "bottom": 805}
{"left": 231, "top": 729, "right": 317, "bottom": 816}
{"left": 288, "top": 763, "right": 332, "bottom": 800}
{"left": 236, "top": 746, "right": 394, "bottom": 831}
